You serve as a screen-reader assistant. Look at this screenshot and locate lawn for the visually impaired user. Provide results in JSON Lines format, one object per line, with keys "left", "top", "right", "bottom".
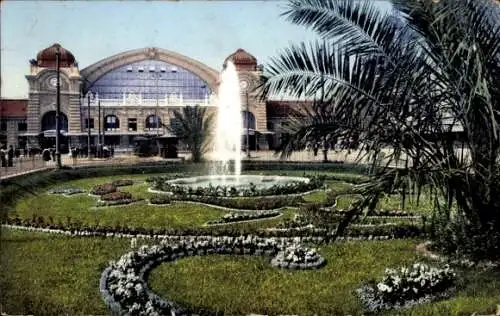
{"left": 2, "top": 167, "right": 499, "bottom": 316}
{"left": 8, "top": 174, "right": 353, "bottom": 230}
{"left": 0, "top": 229, "right": 130, "bottom": 315}
{"left": 149, "top": 239, "right": 500, "bottom": 316}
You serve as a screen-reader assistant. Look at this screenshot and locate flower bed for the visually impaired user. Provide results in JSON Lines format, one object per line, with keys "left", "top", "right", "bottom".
{"left": 97, "top": 191, "right": 141, "bottom": 207}
{"left": 206, "top": 210, "right": 281, "bottom": 225}
{"left": 100, "top": 236, "right": 323, "bottom": 315}
{"left": 49, "top": 187, "right": 85, "bottom": 195}
{"left": 90, "top": 183, "right": 117, "bottom": 196}
{"left": 150, "top": 175, "right": 326, "bottom": 197}
{"left": 149, "top": 195, "right": 172, "bottom": 205}
{"left": 356, "top": 263, "right": 457, "bottom": 312}
{"left": 111, "top": 179, "right": 135, "bottom": 187}
{"left": 102, "top": 191, "right": 133, "bottom": 201}
{"left": 270, "top": 243, "right": 326, "bottom": 269}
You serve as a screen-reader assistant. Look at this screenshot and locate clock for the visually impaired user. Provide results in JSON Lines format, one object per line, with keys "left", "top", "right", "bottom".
{"left": 239, "top": 80, "right": 248, "bottom": 91}
{"left": 49, "top": 77, "right": 58, "bottom": 87}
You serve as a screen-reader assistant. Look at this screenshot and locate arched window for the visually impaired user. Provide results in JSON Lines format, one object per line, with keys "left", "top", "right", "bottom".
{"left": 145, "top": 115, "right": 161, "bottom": 130}
{"left": 41, "top": 111, "right": 68, "bottom": 132}
{"left": 242, "top": 111, "right": 256, "bottom": 130}
{"left": 104, "top": 115, "right": 120, "bottom": 131}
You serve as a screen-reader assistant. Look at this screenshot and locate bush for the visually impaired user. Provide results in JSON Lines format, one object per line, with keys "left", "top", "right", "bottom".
{"left": 111, "top": 179, "right": 134, "bottom": 187}
{"left": 150, "top": 195, "right": 172, "bottom": 205}
{"left": 90, "top": 183, "right": 117, "bottom": 196}
{"left": 357, "top": 263, "right": 457, "bottom": 311}
{"left": 431, "top": 212, "right": 500, "bottom": 261}
{"left": 101, "top": 191, "right": 132, "bottom": 201}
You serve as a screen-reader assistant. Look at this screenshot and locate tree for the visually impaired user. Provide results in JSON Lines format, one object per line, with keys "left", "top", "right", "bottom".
{"left": 261, "top": 0, "right": 500, "bottom": 260}
{"left": 169, "top": 105, "right": 214, "bottom": 163}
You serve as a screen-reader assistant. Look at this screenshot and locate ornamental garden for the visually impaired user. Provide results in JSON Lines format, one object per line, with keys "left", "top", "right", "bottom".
{"left": 1, "top": 162, "right": 499, "bottom": 315}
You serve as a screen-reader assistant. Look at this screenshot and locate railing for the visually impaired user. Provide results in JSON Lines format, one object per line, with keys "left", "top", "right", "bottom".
{"left": 80, "top": 97, "right": 215, "bottom": 108}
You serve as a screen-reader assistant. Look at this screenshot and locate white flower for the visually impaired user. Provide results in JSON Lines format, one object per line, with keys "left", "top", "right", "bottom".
{"left": 377, "top": 283, "right": 392, "bottom": 292}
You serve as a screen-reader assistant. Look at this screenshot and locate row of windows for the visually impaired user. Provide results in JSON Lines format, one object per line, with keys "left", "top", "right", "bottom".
{"left": 0, "top": 120, "right": 27, "bottom": 132}
{"left": 84, "top": 115, "right": 164, "bottom": 131}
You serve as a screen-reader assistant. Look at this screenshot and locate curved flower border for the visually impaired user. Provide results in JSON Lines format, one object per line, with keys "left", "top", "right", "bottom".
{"left": 100, "top": 236, "right": 325, "bottom": 315}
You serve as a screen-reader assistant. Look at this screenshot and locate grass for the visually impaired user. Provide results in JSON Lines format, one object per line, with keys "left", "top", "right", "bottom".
{"left": 149, "top": 239, "right": 500, "bottom": 316}
{"left": 12, "top": 192, "right": 227, "bottom": 229}
{"left": 0, "top": 229, "right": 130, "bottom": 315}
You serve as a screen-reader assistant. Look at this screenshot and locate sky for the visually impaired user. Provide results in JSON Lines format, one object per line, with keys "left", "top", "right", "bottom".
{"left": 1, "top": 0, "right": 392, "bottom": 99}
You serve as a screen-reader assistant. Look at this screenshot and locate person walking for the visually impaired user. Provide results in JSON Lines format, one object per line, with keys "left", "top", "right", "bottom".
{"left": 7, "top": 145, "right": 14, "bottom": 167}
{"left": 0, "top": 148, "right": 6, "bottom": 168}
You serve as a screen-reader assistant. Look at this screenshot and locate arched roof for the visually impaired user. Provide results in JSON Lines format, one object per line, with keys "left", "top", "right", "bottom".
{"left": 80, "top": 47, "right": 220, "bottom": 93}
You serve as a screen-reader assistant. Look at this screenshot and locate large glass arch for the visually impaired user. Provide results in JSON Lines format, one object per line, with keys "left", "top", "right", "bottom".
{"left": 41, "top": 111, "right": 68, "bottom": 131}
{"left": 90, "top": 60, "right": 212, "bottom": 100}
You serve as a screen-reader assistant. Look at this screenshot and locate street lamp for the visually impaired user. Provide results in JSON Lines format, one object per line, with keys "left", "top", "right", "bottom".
{"left": 239, "top": 80, "right": 250, "bottom": 158}
{"left": 153, "top": 71, "right": 161, "bottom": 155}
{"left": 55, "top": 46, "right": 62, "bottom": 168}
{"left": 86, "top": 90, "right": 96, "bottom": 158}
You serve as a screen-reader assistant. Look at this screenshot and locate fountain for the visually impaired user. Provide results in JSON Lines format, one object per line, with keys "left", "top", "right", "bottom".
{"left": 212, "top": 60, "right": 243, "bottom": 177}
{"left": 159, "top": 61, "right": 309, "bottom": 191}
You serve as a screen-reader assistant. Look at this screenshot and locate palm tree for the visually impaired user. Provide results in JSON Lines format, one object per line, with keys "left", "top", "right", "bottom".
{"left": 169, "top": 105, "right": 214, "bottom": 163}
{"left": 261, "top": 0, "right": 500, "bottom": 260}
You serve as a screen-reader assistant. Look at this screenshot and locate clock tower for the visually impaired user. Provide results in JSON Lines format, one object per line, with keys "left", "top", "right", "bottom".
{"left": 25, "top": 43, "right": 82, "bottom": 146}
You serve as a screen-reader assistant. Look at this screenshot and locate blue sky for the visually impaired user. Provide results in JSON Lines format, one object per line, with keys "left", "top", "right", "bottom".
{"left": 1, "top": 0, "right": 391, "bottom": 99}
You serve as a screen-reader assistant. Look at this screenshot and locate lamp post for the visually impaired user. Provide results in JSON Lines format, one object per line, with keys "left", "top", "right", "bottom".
{"left": 154, "top": 71, "right": 161, "bottom": 155}
{"left": 245, "top": 91, "right": 250, "bottom": 158}
{"left": 97, "top": 95, "right": 101, "bottom": 157}
{"left": 55, "top": 46, "right": 62, "bottom": 168}
{"left": 100, "top": 100, "right": 105, "bottom": 147}
{"left": 239, "top": 80, "right": 250, "bottom": 158}
{"left": 87, "top": 90, "right": 95, "bottom": 158}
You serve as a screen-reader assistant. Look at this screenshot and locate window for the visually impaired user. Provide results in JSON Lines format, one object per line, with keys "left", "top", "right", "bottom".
{"left": 85, "top": 118, "right": 95, "bottom": 129}
{"left": 18, "top": 121, "right": 27, "bottom": 131}
{"left": 105, "top": 115, "right": 120, "bottom": 131}
{"left": 0, "top": 120, "right": 7, "bottom": 132}
{"left": 145, "top": 115, "right": 161, "bottom": 129}
{"left": 128, "top": 118, "right": 137, "bottom": 131}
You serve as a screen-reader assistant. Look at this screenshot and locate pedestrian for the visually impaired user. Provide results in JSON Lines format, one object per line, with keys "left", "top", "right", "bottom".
{"left": 0, "top": 149, "right": 6, "bottom": 167}
{"left": 7, "top": 145, "right": 14, "bottom": 167}
{"left": 313, "top": 142, "right": 319, "bottom": 157}
{"left": 50, "top": 147, "right": 56, "bottom": 161}
{"left": 71, "top": 146, "right": 78, "bottom": 166}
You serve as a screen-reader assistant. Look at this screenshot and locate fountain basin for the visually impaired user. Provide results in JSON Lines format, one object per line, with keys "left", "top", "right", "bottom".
{"left": 166, "top": 175, "right": 309, "bottom": 190}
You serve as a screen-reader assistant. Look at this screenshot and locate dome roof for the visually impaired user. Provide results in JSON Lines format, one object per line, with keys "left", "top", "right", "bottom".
{"left": 224, "top": 48, "right": 257, "bottom": 71}
{"left": 36, "top": 43, "right": 76, "bottom": 68}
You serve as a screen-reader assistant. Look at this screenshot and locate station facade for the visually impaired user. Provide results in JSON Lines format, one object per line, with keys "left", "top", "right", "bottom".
{"left": 0, "top": 44, "right": 300, "bottom": 151}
